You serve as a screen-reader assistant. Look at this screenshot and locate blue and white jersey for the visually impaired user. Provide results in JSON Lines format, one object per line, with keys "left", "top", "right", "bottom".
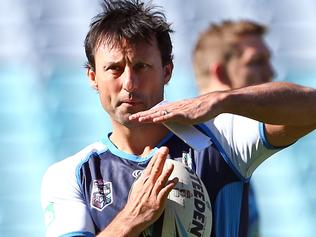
{"left": 41, "top": 114, "right": 280, "bottom": 237}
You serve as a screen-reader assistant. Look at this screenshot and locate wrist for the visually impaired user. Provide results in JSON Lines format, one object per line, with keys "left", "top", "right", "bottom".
{"left": 206, "top": 90, "right": 232, "bottom": 116}
{"left": 116, "top": 210, "right": 143, "bottom": 237}
{"left": 97, "top": 210, "right": 142, "bottom": 237}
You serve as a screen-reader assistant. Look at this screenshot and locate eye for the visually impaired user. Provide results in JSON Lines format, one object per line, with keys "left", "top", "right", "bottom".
{"left": 109, "top": 65, "right": 122, "bottom": 72}
{"left": 249, "top": 57, "right": 266, "bottom": 67}
{"left": 105, "top": 65, "right": 124, "bottom": 75}
{"left": 134, "top": 63, "right": 151, "bottom": 71}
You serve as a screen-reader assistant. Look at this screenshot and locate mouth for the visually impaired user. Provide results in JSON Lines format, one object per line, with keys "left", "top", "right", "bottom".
{"left": 120, "top": 100, "right": 142, "bottom": 107}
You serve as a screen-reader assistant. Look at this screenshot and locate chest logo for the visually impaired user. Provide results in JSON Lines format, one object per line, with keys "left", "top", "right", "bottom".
{"left": 132, "top": 170, "right": 143, "bottom": 179}
{"left": 90, "top": 180, "right": 113, "bottom": 211}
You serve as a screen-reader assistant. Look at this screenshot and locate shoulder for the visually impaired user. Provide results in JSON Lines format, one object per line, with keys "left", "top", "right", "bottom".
{"left": 209, "top": 113, "right": 258, "bottom": 129}
{"left": 203, "top": 113, "right": 260, "bottom": 139}
{"left": 41, "top": 141, "right": 108, "bottom": 197}
{"left": 44, "top": 141, "right": 108, "bottom": 177}
{"left": 41, "top": 143, "right": 106, "bottom": 236}
{"left": 203, "top": 114, "right": 280, "bottom": 178}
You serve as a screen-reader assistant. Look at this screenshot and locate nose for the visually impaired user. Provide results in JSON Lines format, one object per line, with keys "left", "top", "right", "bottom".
{"left": 262, "top": 62, "right": 275, "bottom": 83}
{"left": 267, "top": 63, "right": 275, "bottom": 81}
{"left": 122, "top": 66, "right": 138, "bottom": 92}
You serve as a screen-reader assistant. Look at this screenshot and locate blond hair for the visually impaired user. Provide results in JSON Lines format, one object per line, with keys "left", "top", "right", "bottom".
{"left": 193, "top": 20, "right": 266, "bottom": 88}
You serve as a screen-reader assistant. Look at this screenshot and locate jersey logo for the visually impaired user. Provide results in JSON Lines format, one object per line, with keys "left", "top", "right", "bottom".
{"left": 90, "top": 180, "right": 113, "bottom": 211}
{"left": 132, "top": 170, "right": 143, "bottom": 179}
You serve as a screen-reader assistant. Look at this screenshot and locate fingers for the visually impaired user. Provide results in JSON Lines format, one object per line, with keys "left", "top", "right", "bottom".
{"left": 140, "top": 147, "right": 178, "bottom": 195}
{"left": 154, "top": 162, "right": 178, "bottom": 200}
{"left": 130, "top": 95, "right": 216, "bottom": 125}
{"left": 142, "top": 146, "right": 169, "bottom": 179}
{"left": 152, "top": 159, "right": 174, "bottom": 194}
{"left": 129, "top": 108, "right": 156, "bottom": 121}
{"left": 157, "top": 177, "right": 178, "bottom": 202}
{"left": 151, "top": 111, "right": 174, "bottom": 123}
{"left": 144, "top": 147, "right": 178, "bottom": 204}
{"left": 129, "top": 106, "right": 175, "bottom": 123}
{"left": 122, "top": 146, "right": 178, "bottom": 231}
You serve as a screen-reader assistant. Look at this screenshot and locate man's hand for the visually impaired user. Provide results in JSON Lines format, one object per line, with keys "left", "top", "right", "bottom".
{"left": 97, "top": 147, "right": 178, "bottom": 237}
{"left": 129, "top": 92, "right": 225, "bottom": 125}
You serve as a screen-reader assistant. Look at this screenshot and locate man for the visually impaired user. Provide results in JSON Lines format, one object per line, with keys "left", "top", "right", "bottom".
{"left": 192, "top": 20, "right": 274, "bottom": 237}
{"left": 193, "top": 20, "right": 273, "bottom": 93}
{"left": 41, "top": 1, "right": 316, "bottom": 237}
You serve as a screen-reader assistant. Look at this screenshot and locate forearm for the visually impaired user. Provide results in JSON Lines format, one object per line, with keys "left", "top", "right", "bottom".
{"left": 130, "top": 81, "right": 315, "bottom": 127}
{"left": 220, "top": 81, "right": 316, "bottom": 126}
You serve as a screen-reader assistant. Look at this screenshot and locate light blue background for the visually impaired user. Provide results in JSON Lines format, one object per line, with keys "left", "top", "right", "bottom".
{"left": 1, "top": 0, "right": 316, "bottom": 236}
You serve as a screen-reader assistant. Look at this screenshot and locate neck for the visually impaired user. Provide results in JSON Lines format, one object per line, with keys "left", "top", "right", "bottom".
{"left": 200, "top": 80, "right": 230, "bottom": 95}
{"left": 110, "top": 122, "right": 169, "bottom": 157}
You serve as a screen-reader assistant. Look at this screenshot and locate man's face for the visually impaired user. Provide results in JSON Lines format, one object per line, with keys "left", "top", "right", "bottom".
{"left": 88, "top": 38, "right": 172, "bottom": 127}
{"left": 225, "top": 34, "right": 274, "bottom": 88}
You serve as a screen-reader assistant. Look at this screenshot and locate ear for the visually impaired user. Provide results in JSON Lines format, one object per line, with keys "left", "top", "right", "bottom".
{"left": 87, "top": 68, "right": 98, "bottom": 91}
{"left": 163, "top": 62, "right": 173, "bottom": 85}
{"left": 210, "top": 63, "right": 230, "bottom": 86}
{"left": 210, "top": 63, "right": 224, "bottom": 79}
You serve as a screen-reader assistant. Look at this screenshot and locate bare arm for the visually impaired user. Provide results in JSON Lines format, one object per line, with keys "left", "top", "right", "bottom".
{"left": 222, "top": 82, "right": 316, "bottom": 146}
{"left": 223, "top": 82, "right": 316, "bottom": 126}
{"left": 129, "top": 82, "right": 316, "bottom": 146}
{"left": 97, "top": 147, "right": 178, "bottom": 237}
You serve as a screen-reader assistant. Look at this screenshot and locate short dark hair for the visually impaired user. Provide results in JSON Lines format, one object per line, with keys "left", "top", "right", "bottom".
{"left": 84, "top": 0, "right": 173, "bottom": 71}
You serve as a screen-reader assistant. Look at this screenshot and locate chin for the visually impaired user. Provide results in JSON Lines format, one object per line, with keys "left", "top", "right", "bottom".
{"left": 115, "top": 113, "right": 138, "bottom": 128}
{"left": 121, "top": 119, "right": 143, "bottom": 129}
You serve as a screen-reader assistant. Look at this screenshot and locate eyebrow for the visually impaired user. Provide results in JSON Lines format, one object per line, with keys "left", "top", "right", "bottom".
{"left": 107, "top": 61, "right": 123, "bottom": 65}
{"left": 103, "top": 61, "right": 124, "bottom": 70}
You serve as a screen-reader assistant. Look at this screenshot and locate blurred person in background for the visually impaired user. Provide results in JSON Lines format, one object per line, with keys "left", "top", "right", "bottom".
{"left": 192, "top": 20, "right": 274, "bottom": 237}
{"left": 193, "top": 20, "right": 273, "bottom": 94}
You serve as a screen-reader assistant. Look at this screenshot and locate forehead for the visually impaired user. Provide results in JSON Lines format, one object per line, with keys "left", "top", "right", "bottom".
{"left": 237, "top": 35, "right": 270, "bottom": 54}
{"left": 95, "top": 37, "right": 161, "bottom": 61}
